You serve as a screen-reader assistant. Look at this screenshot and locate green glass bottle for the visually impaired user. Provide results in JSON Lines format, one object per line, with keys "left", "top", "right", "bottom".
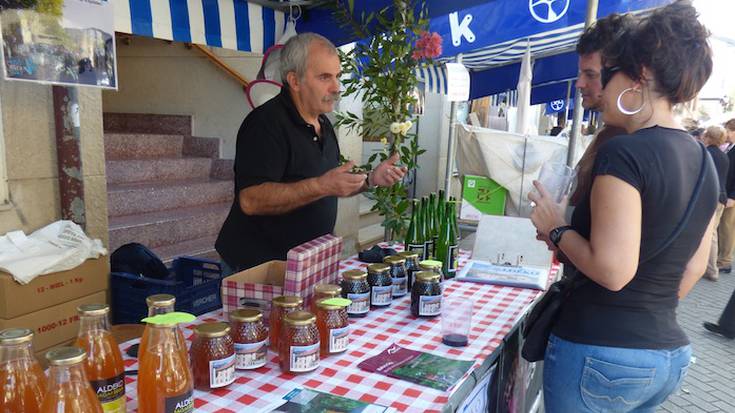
{"left": 420, "top": 197, "right": 433, "bottom": 260}
{"left": 404, "top": 199, "right": 425, "bottom": 257}
{"left": 436, "top": 202, "right": 459, "bottom": 279}
{"left": 433, "top": 192, "right": 443, "bottom": 240}
{"left": 449, "top": 196, "right": 460, "bottom": 243}
{"left": 428, "top": 193, "right": 438, "bottom": 256}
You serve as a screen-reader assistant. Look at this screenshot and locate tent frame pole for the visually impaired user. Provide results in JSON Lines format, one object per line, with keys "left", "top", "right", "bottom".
{"left": 567, "top": 0, "right": 599, "bottom": 167}
{"left": 443, "top": 54, "right": 462, "bottom": 201}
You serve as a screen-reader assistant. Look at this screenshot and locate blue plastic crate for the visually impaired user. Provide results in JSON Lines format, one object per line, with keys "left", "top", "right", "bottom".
{"left": 110, "top": 256, "right": 223, "bottom": 324}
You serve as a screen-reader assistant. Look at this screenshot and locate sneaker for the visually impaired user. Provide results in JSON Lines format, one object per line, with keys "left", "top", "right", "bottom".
{"left": 703, "top": 322, "right": 735, "bottom": 339}
{"left": 719, "top": 266, "right": 731, "bottom": 274}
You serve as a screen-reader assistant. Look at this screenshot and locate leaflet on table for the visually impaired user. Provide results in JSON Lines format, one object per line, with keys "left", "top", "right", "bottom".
{"left": 455, "top": 260, "right": 549, "bottom": 290}
{"left": 358, "top": 343, "right": 474, "bottom": 391}
{"left": 267, "top": 387, "right": 392, "bottom": 412}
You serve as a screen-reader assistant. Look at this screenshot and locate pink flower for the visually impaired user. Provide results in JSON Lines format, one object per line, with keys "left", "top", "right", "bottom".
{"left": 412, "top": 31, "right": 443, "bottom": 60}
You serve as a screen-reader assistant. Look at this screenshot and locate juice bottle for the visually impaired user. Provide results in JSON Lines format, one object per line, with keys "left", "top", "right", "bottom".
{"left": 75, "top": 304, "right": 126, "bottom": 413}
{"left": 0, "top": 328, "right": 46, "bottom": 412}
{"left": 138, "top": 319, "right": 194, "bottom": 413}
{"left": 139, "top": 294, "right": 187, "bottom": 365}
{"left": 40, "top": 347, "right": 103, "bottom": 413}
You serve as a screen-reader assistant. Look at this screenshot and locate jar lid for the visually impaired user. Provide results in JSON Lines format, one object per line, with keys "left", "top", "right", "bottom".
{"left": 398, "top": 251, "right": 420, "bottom": 259}
{"left": 146, "top": 294, "right": 176, "bottom": 308}
{"left": 272, "top": 296, "right": 304, "bottom": 308}
{"left": 0, "top": 328, "right": 33, "bottom": 345}
{"left": 283, "top": 311, "right": 316, "bottom": 326}
{"left": 46, "top": 347, "right": 86, "bottom": 366}
{"left": 230, "top": 308, "right": 263, "bottom": 322}
{"left": 194, "top": 322, "right": 231, "bottom": 338}
{"left": 383, "top": 255, "right": 406, "bottom": 265}
{"left": 367, "top": 263, "right": 390, "bottom": 274}
{"left": 77, "top": 303, "right": 109, "bottom": 316}
{"left": 415, "top": 271, "right": 440, "bottom": 282}
{"left": 419, "top": 260, "right": 442, "bottom": 270}
{"left": 314, "top": 283, "right": 342, "bottom": 296}
{"left": 342, "top": 269, "right": 367, "bottom": 280}
{"left": 315, "top": 297, "right": 351, "bottom": 310}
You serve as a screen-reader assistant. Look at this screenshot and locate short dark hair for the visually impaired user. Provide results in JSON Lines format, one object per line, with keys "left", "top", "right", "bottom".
{"left": 725, "top": 119, "right": 735, "bottom": 132}
{"left": 602, "top": 0, "right": 712, "bottom": 104}
{"left": 576, "top": 13, "right": 636, "bottom": 55}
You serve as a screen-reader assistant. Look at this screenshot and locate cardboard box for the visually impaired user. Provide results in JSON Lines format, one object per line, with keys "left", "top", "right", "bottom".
{"left": 460, "top": 175, "right": 508, "bottom": 221}
{"left": 221, "top": 260, "right": 288, "bottom": 323}
{"left": 0, "top": 290, "right": 107, "bottom": 353}
{"left": 0, "top": 256, "right": 109, "bottom": 319}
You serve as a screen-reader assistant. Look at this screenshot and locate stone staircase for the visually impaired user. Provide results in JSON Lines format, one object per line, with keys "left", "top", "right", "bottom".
{"left": 103, "top": 113, "right": 233, "bottom": 263}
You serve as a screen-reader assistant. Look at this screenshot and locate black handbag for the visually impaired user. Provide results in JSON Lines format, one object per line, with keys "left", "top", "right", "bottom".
{"left": 521, "top": 142, "right": 710, "bottom": 362}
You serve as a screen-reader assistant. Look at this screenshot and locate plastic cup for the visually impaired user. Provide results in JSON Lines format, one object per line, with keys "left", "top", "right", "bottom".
{"left": 531, "top": 162, "right": 575, "bottom": 204}
{"left": 441, "top": 298, "right": 472, "bottom": 347}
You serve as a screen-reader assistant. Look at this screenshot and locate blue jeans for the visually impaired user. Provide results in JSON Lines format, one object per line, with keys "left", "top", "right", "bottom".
{"left": 543, "top": 334, "right": 691, "bottom": 413}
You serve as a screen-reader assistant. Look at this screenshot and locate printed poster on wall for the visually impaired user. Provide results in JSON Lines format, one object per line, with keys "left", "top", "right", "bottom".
{"left": 0, "top": 0, "right": 117, "bottom": 89}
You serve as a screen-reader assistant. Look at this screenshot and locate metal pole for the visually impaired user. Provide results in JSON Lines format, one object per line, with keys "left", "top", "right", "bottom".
{"left": 563, "top": 80, "right": 572, "bottom": 126}
{"left": 443, "top": 54, "right": 463, "bottom": 201}
{"left": 567, "top": 0, "right": 599, "bottom": 167}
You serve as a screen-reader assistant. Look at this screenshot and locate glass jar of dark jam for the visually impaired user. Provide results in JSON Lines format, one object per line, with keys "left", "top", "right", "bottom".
{"left": 399, "top": 251, "right": 420, "bottom": 292}
{"left": 384, "top": 256, "right": 408, "bottom": 298}
{"left": 419, "top": 260, "right": 444, "bottom": 282}
{"left": 410, "top": 271, "right": 442, "bottom": 318}
{"left": 367, "top": 263, "right": 392, "bottom": 309}
{"left": 341, "top": 270, "right": 370, "bottom": 317}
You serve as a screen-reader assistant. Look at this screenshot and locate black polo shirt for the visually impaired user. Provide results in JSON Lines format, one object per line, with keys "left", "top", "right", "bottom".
{"left": 216, "top": 88, "right": 340, "bottom": 270}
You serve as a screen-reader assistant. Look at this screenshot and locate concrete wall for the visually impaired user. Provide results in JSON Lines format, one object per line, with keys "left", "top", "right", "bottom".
{"left": 334, "top": 92, "right": 363, "bottom": 257}
{"left": 101, "top": 36, "right": 263, "bottom": 159}
{"left": 0, "top": 79, "right": 108, "bottom": 245}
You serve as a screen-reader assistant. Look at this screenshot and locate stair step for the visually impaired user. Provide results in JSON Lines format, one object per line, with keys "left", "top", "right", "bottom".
{"left": 358, "top": 223, "right": 385, "bottom": 250}
{"left": 106, "top": 157, "right": 213, "bottom": 185}
{"left": 104, "top": 113, "right": 191, "bottom": 135}
{"left": 108, "top": 202, "right": 230, "bottom": 252}
{"left": 211, "top": 159, "right": 234, "bottom": 181}
{"left": 183, "top": 136, "right": 219, "bottom": 159}
{"left": 105, "top": 133, "right": 184, "bottom": 160}
{"left": 152, "top": 235, "right": 220, "bottom": 264}
{"left": 107, "top": 178, "right": 232, "bottom": 217}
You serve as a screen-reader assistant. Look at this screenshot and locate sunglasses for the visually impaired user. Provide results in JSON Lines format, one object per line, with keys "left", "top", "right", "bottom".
{"left": 601, "top": 65, "right": 621, "bottom": 89}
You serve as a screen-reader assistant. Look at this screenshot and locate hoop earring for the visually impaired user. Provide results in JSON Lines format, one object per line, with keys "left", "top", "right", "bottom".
{"left": 617, "top": 87, "right": 644, "bottom": 116}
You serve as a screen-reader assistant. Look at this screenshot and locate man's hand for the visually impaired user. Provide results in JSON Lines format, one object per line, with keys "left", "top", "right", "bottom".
{"left": 318, "top": 162, "right": 367, "bottom": 197}
{"left": 727, "top": 198, "right": 735, "bottom": 208}
{"left": 370, "top": 153, "right": 408, "bottom": 187}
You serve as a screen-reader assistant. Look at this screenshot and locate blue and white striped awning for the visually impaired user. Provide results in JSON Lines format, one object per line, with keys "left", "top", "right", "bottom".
{"left": 113, "top": 0, "right": 286, "bottom": 53}
{"left": 415, "top": 65, "right": 448, "bottom": 95}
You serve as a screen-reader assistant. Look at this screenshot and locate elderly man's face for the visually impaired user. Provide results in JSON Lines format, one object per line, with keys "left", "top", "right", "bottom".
{"left": 576, "top": 52, "right": 603, "bottom": 111}
{"left": 295, "top": 43, "right": 341, "bottom": 115}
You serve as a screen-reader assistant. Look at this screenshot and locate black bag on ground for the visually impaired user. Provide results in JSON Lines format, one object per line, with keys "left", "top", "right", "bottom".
{"left": 111, "top": 243, "right": 169, "bottom": 279}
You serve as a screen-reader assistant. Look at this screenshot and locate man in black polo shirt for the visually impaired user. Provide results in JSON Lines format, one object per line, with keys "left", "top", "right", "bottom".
{"left": 216, "top": 33, "right": 406, "bottom": 272}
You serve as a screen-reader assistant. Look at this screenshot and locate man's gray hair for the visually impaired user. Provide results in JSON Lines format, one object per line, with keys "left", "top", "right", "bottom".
{"left": 280, "top": 32, "right": 338, "bottom": 85}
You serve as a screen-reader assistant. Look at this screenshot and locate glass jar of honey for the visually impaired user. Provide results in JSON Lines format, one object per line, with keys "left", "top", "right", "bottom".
{"left": 367, "top": 263, "right": 392, "bottom": 308}
{"left": 419, "top": 260, "right": 444, "bottom": 282}
{"left": 311, "top": 284, "right": 342, "bottom": 312}
{"left": 384, "top": 256, "right": 408, "bottom": 298}
{"left": 230, "top": 309, "right": 268, "bottom": 370}
{"left": 398, "top": 251, "right": 420, "bottom": 292}
{"left": 341, "top": 270, "right": 370, "bottom": 317}
{"left": 315, "top": 300, "right": 349, "bottom": 356}
{"left": 269, "top": 296, "right": 304, "bottom": 352}
{"left": 190, "top": 322, "right": 236, "bottom": 390}
{"left": 279, "top": 311, "right": 320, "bottom": 374}
{"left": 411, "top": 271, "right": 442, "bottom": 318}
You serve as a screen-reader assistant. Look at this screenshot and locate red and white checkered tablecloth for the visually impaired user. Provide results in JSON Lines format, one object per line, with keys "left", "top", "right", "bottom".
{"left": 120, "top": 246, "right": 556, "bottom": 413}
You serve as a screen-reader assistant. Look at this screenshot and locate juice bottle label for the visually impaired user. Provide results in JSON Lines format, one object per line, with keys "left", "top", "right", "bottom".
{"left": 209, "top": 354, "right": 236, "bottom": 388}
{"left": 164, "top": 390, "right": 194, "bottom": 413}
{"left": 329, "top": 326, "right": 349, "bottom": 353}
{"left": 346, "top": 293, "right": 369, "bottom": 314}
{"left": 234, "top": 339, "right": 268, "bottom": 369}
{"left": 419, "top": 295, "right": 441, "bottom": 316}
{"left": 90, "top": 373, "right": 126, "bottom": 413}
{"left": 290, "top": 342, "right": 320, "bottom": 372}
{"left": 392, "top": 276, "right": 407, "bottom": 297}
{"left": 371, "top": 286, "right": 392, "bottom": 306}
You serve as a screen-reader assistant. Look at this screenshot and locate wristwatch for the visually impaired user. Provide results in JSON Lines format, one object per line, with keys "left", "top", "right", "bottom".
{"left": 549, "top": 225, "right": 573, "bottom": 247}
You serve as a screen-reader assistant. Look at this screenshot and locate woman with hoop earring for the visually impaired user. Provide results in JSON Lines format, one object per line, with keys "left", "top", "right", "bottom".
{"left": 528, "top": 1, "right": 719, "bottom": 411}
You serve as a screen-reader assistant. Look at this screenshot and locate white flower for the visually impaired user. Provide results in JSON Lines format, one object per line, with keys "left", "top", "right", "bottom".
{"left": 380, "top": 137, "right": 388, "bottom": 146}
{"left": 390, "top": 122, "right": 401, "bottom": 134}
{"left": 399, "top": 120, "right": 413, "bottom": 136}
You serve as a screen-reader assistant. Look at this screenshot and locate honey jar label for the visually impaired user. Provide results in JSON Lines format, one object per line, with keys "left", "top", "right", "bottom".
{"left": 90, "top": 373, "right": 126, "bottom": 413}
{"left": 419, "top": 295, "right": 442, "bottom": 316}
{"left": 392, "top": 276, "right": 408, "bottom": 297}
{"left": 371, "top": 286, "right": 392, "bottom": 306}
{"left": 290, "top": 342, "right": 320, "bottom": 372}
{"left": 347, "top": 292, "right": 369, "bottom": 314}
{"left": 234, "top": 339, "right": 268, "bottom": 369}
{"left": 209, "top": 354, "right": 236, "bottom": 388}
{"left": 164, "top": 390, "right": 194, "bottom": 413}
{"left": 329, "top": 326, "right": 350, "bottom": 353}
